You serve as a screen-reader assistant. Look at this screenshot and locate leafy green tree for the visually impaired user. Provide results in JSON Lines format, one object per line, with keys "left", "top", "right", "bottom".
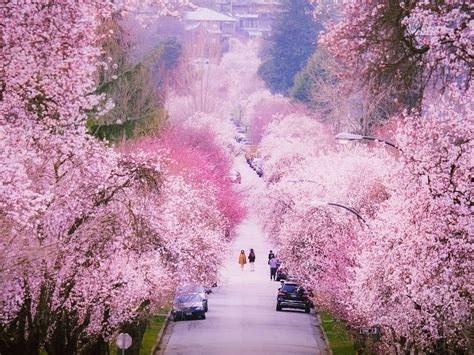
{"left": 291, "top": 46, "right": 338, "bottom": 109}
{"left": 258, "top": 0, "right": 320, "bottom": 95}
{"left": 88, "top": 19, "right": 181, "bottom": 142}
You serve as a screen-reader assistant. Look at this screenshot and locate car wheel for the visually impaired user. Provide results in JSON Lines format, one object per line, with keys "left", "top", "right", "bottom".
{"left": 305, "top": 306, "right": 311, "bottom": 313}
{"left": 201, "top": 313, "right": 206, "bottom": 319}
{"left": 205, "top": 304, "right": 208, "bottom": 312}
{"left": 276, "top": 303, "right": 282, "bottom": 311}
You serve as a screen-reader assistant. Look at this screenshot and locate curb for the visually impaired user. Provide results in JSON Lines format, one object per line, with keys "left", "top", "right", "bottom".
{"left": 151, "top": 310, "right": 171, "bottom": 355}
{"left": 315, "top": 310, "right": 333, "bottom": 355}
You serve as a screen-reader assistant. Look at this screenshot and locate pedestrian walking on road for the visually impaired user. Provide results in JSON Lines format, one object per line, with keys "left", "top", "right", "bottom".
{"left": 269, "top": 255, "right": 279, "bottom": 280}
{"left": 248, "top": 248, "right": 256, "bottom": 271}
{"left": 268, "top": 250, "right": 275, "bottom": 262}
{"left": 238, "top": 250, "right": 247, "bottom": 271}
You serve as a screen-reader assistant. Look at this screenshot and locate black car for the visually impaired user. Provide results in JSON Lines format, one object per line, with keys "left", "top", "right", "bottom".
{"left": 276, "top": 265, "right": 288, "bottom": 281}
{"left": 172, "top": 293, "right": 206, "bottom": 321}
{"left": 276, "top": 282, "right": 312, "bottom": 313}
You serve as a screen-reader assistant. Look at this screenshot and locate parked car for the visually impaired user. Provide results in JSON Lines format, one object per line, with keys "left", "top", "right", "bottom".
{"left": 172, "top": 293, "right": 206, "bottom": 321}
{"left": 252, "top": 158, "right": 263, "bottom": 177}
{"left": 276, "top": 265, "right": 288, "bottom": 281}
{"left": 193, "top": 58, "right": 210, "bottom": 66}
{"left": 276, "top": 281, "right": 312, "bottom": 313}
{"left": 230, "top": 117, "right": 240, "bottom": 125}
{"left": 249, "top": 157, "right": 263, "bottom": 177}
{"left": 176, "top": 284, "right": 210, "bottom": 312}
{"left": 236, "top": 126, "right": 247, "bottom": 134}
{"left": 226, "top": 170, "right": 241, "bottom": 184}
{"left": 235, "top": 132, "right": 247, "bottom": 143}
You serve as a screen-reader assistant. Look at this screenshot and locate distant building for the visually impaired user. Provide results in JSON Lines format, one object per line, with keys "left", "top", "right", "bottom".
{"left": 215, "top": 0, "right": 283, "bottom": 38}
{"left": 184, "top": 7, "right": 237, "bottom": 46}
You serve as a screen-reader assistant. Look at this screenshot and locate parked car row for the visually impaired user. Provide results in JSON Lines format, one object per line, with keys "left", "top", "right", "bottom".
{"left": 232, "top": 118, "right": 252, "bottom": 145}
{"left": 172, "top": 283, "right": 213, "bottom": 321}
{"left": 246, "top": 156, "right": 263, "bottom": 177}
{"left": 230, "top": 117, "right": 262, "bottom": 176}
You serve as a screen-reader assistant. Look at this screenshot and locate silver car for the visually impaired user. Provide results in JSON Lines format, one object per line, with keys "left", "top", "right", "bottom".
{"left": 176, "top": 284, "right": 210, "bottom": 312}
{"left": 172, "top": 293, "right": 206, "bottom": 321}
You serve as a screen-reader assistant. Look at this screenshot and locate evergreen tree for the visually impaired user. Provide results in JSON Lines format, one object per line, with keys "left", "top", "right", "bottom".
{"left": 258, "top": 0, "right": 320, "bottom": 95}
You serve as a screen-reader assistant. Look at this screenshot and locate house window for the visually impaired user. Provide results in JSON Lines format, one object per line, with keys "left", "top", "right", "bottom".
{"left": 243, "top": 19, "right": 258, "bottom": 28}
{"left": 222, "top": 22, "right": 234, "bottom": 29}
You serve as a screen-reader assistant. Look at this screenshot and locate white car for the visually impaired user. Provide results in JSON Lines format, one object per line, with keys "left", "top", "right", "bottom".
{"left": 226, "top": 170, "right": 241, "bottom": 184}
{"left": 235, "top": 133, "right": 247, "bottom": 142}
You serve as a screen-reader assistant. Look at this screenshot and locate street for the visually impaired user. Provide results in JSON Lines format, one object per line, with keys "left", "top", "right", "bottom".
{"left": 157, "top": 156, "right": 329, "bottom": 355}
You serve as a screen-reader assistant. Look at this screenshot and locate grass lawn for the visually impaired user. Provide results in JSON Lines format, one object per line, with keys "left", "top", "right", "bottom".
{"left": 140, "top": 312, "right": 169, "bottom": 354}
{"left": 320, "top": 311, "right": 356, "bottom": 355}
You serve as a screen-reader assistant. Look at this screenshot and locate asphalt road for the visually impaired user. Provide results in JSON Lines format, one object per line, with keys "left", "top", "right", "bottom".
{"left": 157, "top": 217, "right": 329, "bottom": 355}
{"left": 158, "top": 155, "right": 329, "bottom": 354}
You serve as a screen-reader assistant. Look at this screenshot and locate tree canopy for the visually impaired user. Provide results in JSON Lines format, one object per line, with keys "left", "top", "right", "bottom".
{"left": 258, "top": 0, "right": 321, "bottom": 95}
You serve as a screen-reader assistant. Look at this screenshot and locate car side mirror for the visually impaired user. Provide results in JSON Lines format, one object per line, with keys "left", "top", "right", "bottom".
{"left": 278, "top": 288, "right": 281, "bottom": 291}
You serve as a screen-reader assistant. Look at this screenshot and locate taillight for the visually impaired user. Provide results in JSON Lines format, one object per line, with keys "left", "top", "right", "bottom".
{"left": 278, "top": 291, "right": 286, "bottom": 296}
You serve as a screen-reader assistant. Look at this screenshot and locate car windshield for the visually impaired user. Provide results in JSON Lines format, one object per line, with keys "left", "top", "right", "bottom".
{"left": 177, "top": 284, "right": 204, "bottom": 294}
{"left": 282, "top": 284, "right": 299, "bottom": 293}
{"left": 175, "top": 294, "right": 202, "bottom": 303}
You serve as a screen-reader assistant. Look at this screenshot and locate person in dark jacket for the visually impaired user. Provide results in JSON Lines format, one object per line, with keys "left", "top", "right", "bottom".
{"left": 248, "top": 248, "right": 256, "bottom": 271}
{"left": 268, "top": 250, "right": 275, "bottom": 262}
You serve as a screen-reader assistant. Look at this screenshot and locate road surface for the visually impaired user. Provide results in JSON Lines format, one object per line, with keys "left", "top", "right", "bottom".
{"left": 157, "top": 156, "right": 329, "bottom": 355}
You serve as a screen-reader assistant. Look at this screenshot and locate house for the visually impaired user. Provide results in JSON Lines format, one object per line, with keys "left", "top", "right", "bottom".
{"left": 215, "top": 0, "right": 282, "bottom": 38}
{"left": 184, "top": 7, "right": 237, "bottom": 46}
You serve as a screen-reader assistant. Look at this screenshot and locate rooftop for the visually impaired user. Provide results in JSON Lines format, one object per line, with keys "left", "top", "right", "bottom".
{"left": 185, "top": 7, "right": 237, "bottom": 22}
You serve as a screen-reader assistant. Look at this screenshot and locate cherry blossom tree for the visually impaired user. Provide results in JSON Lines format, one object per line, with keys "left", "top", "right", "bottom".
{"left": 254, "top": 80, "right": 472, "bottom": 353}
{"left": 166, "top": 39, "right": 265, "bottom": 155}
{"left": 319, "top": 1, "right": 472, "bottom": 108}
{"left": 123, "top": 125, "right": 246, "bottom": 235}
{"left": 242, "top": 90, "right": 295, "bottom": 145}
{"left": 255, "top": 121, "right": 395, "bottom": 321}
{"left": 1, "top": 1, "right": 243, "bottom": 353}
{"left": 257, "top": 113, "right": 329, "bottom": 183}
{"left": 313, "top": 1, "right": 473, "bottom": 351}
{"left": 351, "top": 86, "right": 473, "bottom": 353}
{"left": 219, "top": 39, "right": 265, "bottom": 110}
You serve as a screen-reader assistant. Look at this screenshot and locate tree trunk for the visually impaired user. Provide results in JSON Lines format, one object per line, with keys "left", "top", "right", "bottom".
{"left": 116, "top": 317, "right": 150, "bottom": 355}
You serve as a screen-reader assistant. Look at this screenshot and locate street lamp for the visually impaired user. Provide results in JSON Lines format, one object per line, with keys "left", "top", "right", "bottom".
{"left": 335, "top": 132, "right": 400, "bottom": 150}
{"left": 278, "top": 180, "right": 368, "bottom": 226}
{"left": 310, "top": 200, "right": 367, "bottom": 226}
